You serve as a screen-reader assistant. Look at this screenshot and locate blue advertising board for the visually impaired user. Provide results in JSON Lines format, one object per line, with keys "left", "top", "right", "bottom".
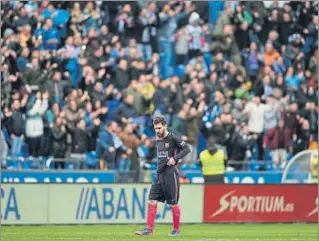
{"left": 1, "top": 170, "right": 282, "bottom": 184}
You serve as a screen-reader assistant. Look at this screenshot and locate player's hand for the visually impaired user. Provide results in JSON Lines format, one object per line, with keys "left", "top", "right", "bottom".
{"left": 167, "top": 157, "right": 176, "bottom": 166}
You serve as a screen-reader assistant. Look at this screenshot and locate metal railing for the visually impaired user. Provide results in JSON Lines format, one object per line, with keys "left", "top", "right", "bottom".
{"left": 0, "top": 156, "right": 292, "bottom": 172}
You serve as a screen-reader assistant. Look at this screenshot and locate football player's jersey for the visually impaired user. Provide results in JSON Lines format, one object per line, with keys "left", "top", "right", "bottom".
{"left": 156, "top": 132, "right": 190, "bottom": 173}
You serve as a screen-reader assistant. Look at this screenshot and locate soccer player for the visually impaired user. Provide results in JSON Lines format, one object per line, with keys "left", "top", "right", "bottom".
{"left": 135, "top": 116, "right": 191, "bottom": 236}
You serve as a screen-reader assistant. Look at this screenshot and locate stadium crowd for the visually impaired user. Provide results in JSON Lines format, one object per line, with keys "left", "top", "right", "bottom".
{"left": 1, "top": 1, "right": 318, "bottom": 172}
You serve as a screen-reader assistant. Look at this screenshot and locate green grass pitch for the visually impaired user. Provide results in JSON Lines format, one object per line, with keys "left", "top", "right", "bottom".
{"left": 2, "top": 224, "right": 317, "bottom": 241}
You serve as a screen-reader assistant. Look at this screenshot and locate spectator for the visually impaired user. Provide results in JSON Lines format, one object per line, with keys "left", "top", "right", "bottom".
{"left": 175, "top": 26, "right": 190, "bottom": 66}
{"left": 293, "top": 119, "right": 311, "bottom": 155}
{"left": 170, "top": 106, "right": 188, "bottom": 139}
{"left": 263, "top": 41, "right": 280, "bottom": 66}
{"left": 263, "top": 119, "right": 292, "bottom": 168}
{"left": 118, "top": 123, "right": 146, "bottom": 173}
{"left": 3, "top": 99, "right": 25, "bottom": 157}
{"left": 25, "top": 91, "right": 49, "bottom": 157}
{"left": 136, "top": 8, "right": 153, "bottom": 61}
{"left": 187, "top": 12, "right": 203, "bottom": 59}
{"left": 45, "top": 71, "right": 71, "bottom": 104}
{"left": 229, "top": 122, "right": 257, "bottom": 170}
{"left": 184, "top": 103, "right": 205, "bottom": 166}
{"left": 20, "top": 57, "right": 52, "bottom": 92}
{"left": 69, "top": 119, "right": 89, "bottom": 168}
{"left": 50, "top": 116, "right": 67, "bottom": 169}
{"left": 242, "top": 96, "right": 270, "bottom": 160}
{"left": 114, "top": 59, "right": 130, "bottom": 91}
{"left": 96, "top": 121, "right": 126, "bottom": 170}
{"left": 113, "top": 94, "right": 138, "bottom": 125}
{"left": 64, "top": 99, "right": 82, "bottom": 129}
{"left": 299, "top": 101, "right": 318, "bottom": 141}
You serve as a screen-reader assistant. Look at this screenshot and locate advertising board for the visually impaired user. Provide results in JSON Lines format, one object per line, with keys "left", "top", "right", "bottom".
{"left": 2, "top": 171, "right": 283, "bottom": 184}
{"left": 1, "top": 184, "right": 203, "bottom": 225}
{"left": 204, "top": 185, "right": 318, "bottom": 223}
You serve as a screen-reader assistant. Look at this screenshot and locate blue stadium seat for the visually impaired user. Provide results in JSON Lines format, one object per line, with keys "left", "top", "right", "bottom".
{"left": 86, "top": 151, "right": 98, "bottom": 169}
{"left": 65, "top": 160, "right": 74, "bottom": 170}
{"left": 6, "top": 158, "right": 19, "bottom": 169}
{"left": 264, "top": 148, "right": 272, "bottom": 161}
{"left": 21, "top": 157, "right": 32, "bottom": 169}
{"left": 20, "top": 143, "right": 29, "bottom": 157}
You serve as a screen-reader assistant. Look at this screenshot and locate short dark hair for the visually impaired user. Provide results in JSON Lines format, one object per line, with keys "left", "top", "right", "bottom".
{"left": 153, "top": 116, "right": 167, "bottom": 126}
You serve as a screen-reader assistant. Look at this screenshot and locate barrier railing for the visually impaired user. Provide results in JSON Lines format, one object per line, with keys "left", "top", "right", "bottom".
{"left": 1, "top": 156, "right": 284, "bottom": 171}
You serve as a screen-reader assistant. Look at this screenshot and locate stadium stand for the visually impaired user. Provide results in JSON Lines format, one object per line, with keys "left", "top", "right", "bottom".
{"left": 1, "top": 1, "right": 318, "bottom": 175}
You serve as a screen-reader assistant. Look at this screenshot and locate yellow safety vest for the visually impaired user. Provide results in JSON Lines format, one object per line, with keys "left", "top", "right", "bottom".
{"left": 199, "top": 149, "right": 225, "bottom": 175}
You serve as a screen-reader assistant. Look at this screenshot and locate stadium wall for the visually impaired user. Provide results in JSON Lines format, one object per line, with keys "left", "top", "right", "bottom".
{"left": 1, "top": 184, "right": 317, "bottom": 225}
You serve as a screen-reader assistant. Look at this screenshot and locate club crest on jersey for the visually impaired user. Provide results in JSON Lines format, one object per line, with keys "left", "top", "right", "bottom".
{"left": 165, "top": 142, "right": 170, "bottom": 148}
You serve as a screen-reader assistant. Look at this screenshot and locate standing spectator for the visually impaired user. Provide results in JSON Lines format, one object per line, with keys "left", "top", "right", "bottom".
{"left": 293, "top": 119, "right": 311, "bottom": 155}
{"left": 263, "top": 119, "right": 292, "bottom": 168}
{"left": 118, "top": 123, "right": 146, "bottom": 178}
{"left": 64, "top": 99, "right": 82, "bottom": 129}
{"left": 229, "top": 122, "right": 257, "bottom": 170}
{"left": 136, "top": 8, "right": 152, "bottom": 61}
{"left": 96, "top": 121, "right": 127, "bottom": 170}
{"left": 175, "top": 26, "right": 190, "bottom": 65}
{"left": 50, "top": 116, "right": 67, "bottom": 169}
{"left": 115, "top": 4, "right": 135, "bottom": 46}
{"left": 184, "top": 102, "right": 205, "bottom": 166}
{"left": 242, "top": 96, "right": 269, "bottom": 160}
{"left": 45, "top": 71, "right": 71, "bottom": 104}
{"left": 242, "top": 42, "right": 262, "bottom": 84}
{"left": 283, "top": 102, "right": 299, "bottom": 135}
{"left": 25, "top": 91, "right": 49, "bottom": 158}
{"left": 263, "top": 42, "right": 280, "bottom": 66}
{"left": 2, "top": 100, "right": 25, "bottom": 157}
{"left": 20, "top": 57, "right": 52, "bottom": 92}
{"left": 114, "top": 59, "right": 130, "bottom": 91}
{"left": 112, "top": 94, "right": 138, "bottom": 125}
{"left": 170, "top": 106, "right": 188, "bottom": 140}
{"left": 70, "top": 119, "right": 89, "bottom": 168}
{"left": 147, "top": 2, "right": 160, "bottom": 53}
{"left": 186, "top": 12, "right": 203, "bottom": 59}
{"left": 299, "top": 101, "right": 318, "bottom": 141}
{"left": 263, "top": 95, "right": 282, "bottom": 133}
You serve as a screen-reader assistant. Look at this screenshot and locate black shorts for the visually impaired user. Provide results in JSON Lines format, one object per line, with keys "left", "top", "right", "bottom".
{"left": 148, "top": 167, "right": 180, "bottom": 205}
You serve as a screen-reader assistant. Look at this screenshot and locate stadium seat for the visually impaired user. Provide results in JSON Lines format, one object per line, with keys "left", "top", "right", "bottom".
{"left": 6, "top": 156, "right": 19, "bottom": 170}
{"left": 86, "top": 151, "right": 99, "bottom": 169}
{"left": 21, "top": 157, "right": 32, "bottom": 170}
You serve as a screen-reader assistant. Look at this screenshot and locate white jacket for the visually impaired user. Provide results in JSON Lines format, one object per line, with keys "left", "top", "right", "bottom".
{"left": 243, "top": 102, "right": 270, "bottom": 134}
{"left": 26, "top": 99, "right": 48, "bottom": 138}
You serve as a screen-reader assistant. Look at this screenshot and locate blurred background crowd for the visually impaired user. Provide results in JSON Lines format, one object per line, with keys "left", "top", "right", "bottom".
{"left": 0, "top": 0, "right": 318, "bottom": 173}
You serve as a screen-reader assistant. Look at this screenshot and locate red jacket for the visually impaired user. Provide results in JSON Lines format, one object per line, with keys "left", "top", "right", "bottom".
{"left": 263, "top": 127, "right": 292, "bottom": 150}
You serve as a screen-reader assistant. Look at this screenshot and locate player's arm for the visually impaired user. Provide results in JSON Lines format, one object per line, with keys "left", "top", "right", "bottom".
{"left": 172, "top": 133, "right": 191, "bottom": 164}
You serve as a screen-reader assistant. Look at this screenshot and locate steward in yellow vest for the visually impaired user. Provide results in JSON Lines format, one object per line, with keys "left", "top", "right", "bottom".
{"left": 199, "top": 138, "right": 226, "bottom": 184}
